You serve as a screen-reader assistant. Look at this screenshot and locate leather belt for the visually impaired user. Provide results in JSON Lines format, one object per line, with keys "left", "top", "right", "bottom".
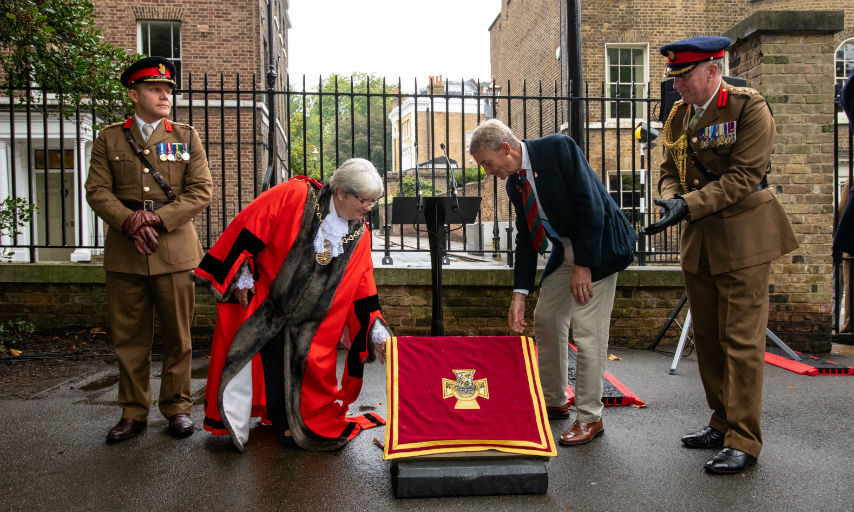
{"left": 121, "top": 199, "right": 171, "bottom": 211}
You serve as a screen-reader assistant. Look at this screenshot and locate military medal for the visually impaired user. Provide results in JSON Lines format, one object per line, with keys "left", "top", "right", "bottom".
{"left": 166, "top": 144, "right": 175, "bottom": 161}
{"left": 159, "top": 143, "right": 167, "bottom": 161}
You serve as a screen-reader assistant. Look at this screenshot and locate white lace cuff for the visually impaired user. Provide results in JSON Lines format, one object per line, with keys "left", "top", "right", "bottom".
{"left": 236, "top": 263, "right": 255, "bottom": 290}
{"left": 370, "top": 322, "right": 390, "bottom": 345}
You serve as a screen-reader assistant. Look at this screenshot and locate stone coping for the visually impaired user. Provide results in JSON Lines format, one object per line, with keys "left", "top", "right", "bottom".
{"left": 0, "top": 262, "right": 685, "bottom": 287}
{"left": 725, "top": 10, "right": 845, "bottom": 42}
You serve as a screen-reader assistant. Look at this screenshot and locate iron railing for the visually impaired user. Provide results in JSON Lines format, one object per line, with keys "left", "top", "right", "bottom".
{"left": 1, "top": 76, "right": 677, "bottom": 264}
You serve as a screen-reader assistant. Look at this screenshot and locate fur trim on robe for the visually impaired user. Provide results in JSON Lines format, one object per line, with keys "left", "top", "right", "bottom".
{"left": 193, "top": 177, "right": 389, "bottom": 451}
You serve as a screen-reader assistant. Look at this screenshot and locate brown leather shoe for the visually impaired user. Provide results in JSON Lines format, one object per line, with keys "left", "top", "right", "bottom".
{"left": 106, "top": 418, "right": 147, "bottom": 443}
{"left": 546, "top": 402, "right": 571, "bottom": 420}
{"left": 168, "top": 413, "right": 194, "bottom": 438}
{"left": 559, "top": 418, "right": 604, "bottom": 446}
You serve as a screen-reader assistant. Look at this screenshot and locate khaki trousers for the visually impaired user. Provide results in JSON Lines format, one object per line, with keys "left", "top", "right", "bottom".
{"left": 534, "top": 238, "right": 618, "bottom": 423}
{"left": 106, "top": 270, "right": 195, "bottom": 421}
{"left": 683, "top": 259, "right": 770, "bottom": 458}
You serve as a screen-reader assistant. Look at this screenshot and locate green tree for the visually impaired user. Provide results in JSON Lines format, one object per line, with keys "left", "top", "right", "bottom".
{"left": 0, "top": 196, "right": 36, "bottom": 260}
{"left": 1, "top": 0, "right": 137, "bottom": 122}
{"left": 288, "top": 73, "right": 395, "bottom": 180}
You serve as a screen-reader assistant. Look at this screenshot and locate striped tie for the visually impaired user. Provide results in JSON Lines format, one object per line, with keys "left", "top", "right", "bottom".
{"left": 519, "top": 170, "right": 548, "bottom": 254}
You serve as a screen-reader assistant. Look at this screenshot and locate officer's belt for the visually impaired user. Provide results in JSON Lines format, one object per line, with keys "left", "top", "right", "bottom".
{"left": 121, "top": 199, "right": 172, "bottom": 211}
{"left": 691, "top": 152, "right": 768, "bottom": 192}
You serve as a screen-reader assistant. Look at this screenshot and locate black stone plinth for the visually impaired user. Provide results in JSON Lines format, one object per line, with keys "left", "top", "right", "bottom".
{"left": 390, "top": 457, "right": 548, "bottom": 498}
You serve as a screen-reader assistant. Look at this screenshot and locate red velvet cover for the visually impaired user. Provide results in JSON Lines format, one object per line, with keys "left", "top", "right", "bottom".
{"left": 384, "top": 336, "right": 557, "bottom": 459}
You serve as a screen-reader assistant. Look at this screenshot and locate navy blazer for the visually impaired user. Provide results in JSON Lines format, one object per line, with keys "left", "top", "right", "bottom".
{"left": 507, "top": 134, "right": 638, "bottom": 291}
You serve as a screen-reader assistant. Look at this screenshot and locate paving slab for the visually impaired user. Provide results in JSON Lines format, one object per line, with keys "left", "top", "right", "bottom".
{"left": 1, "top": 347, "right": 852, "bottom": 511}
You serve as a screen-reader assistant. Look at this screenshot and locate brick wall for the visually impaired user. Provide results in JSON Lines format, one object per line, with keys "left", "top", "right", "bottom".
{"left": 490, "top": 0, "right": 851, "bottom": 129}
{"left": 91, "top": 0, "right": 288, "bottom": 240}
{"left": 93, "top": 0, "right": 288, "bottom": 88}
{"left": 488, "top": 2, "right": 851, "bottom": 345}
{"left": 489, "top": 0, "right": 562, "bottom": 133}
{"left": 725, "top": 15, "right": 841, "bottom": 343}
{"left": 1, "top": 263, "right": 746, "bottom": 350}
{"left": 1, "top": 263, "right": 832, "bottom": 351}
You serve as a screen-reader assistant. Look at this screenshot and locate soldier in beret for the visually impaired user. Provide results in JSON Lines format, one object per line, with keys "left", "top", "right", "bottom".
{"left": 645, "top": 37, "right": 797, "bottom": 474}
{"left": 85, "top": 56, "right": 213, "bottom": 442}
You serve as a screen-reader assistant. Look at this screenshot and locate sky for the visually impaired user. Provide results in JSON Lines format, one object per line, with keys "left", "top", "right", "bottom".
{"left": 286, "top": 0, "right": 497, "bottom": 89}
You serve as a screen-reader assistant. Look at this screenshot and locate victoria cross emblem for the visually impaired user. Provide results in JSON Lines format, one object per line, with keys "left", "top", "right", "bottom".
{"left": 442, "top": 369, "right": 489, "bottom": 409}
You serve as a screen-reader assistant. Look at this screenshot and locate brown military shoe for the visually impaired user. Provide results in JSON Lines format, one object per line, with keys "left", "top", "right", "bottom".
{"left": 106, "top": 418, "right": 147, "bottom": 443}
{"left": 546, "top": 402, "right": 571, "bottom": 420}
{"left": 558, "top": 418, "right": 604, "bottom": 446}
{"left": 168, "top": 413, "right": 194, "bottom": 438}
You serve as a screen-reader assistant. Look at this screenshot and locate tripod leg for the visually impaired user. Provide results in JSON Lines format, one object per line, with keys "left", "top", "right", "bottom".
{"left": 669, "top": 309, "right": 692, "bottom": 375}
{"left": 649, "top": 293, "right": 688, "bottom": 350}
{"left": 766, "top": 328, "right": 801, "bottom": 361}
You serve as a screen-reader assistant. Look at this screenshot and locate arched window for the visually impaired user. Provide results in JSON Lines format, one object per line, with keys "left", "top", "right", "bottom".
{"left": 835, "top": 38, "right": 854, "bottom": 88}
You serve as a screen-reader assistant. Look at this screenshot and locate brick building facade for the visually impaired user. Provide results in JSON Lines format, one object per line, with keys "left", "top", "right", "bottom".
{"left": 92, "top": 0, "right": 291, "bottom": 241}
{"left": 488, "top": 1, "right": 854, "bottom": 345}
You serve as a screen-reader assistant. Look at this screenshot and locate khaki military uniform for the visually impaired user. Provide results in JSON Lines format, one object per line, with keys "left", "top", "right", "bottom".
{"left": 85, "top": 119, "right": 213, "bottom": 421}
{"left": 658, "top": 81, "right": 797, "bottom": 457}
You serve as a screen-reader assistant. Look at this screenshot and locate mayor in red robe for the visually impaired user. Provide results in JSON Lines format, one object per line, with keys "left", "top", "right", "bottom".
{"left": 192, "top": 158, "right": 391, "bottom": 452}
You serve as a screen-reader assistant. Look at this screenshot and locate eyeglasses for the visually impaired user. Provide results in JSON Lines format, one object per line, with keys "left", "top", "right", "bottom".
{"left": 350, "top": 193, "right": 381, "bottom": 207}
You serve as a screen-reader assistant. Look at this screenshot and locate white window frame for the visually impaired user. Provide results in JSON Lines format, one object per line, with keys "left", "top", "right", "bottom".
{"left": 605, "top": 43, "right": 649, "bottom": 123}
{"left": 137, "top": 20, "right": 183, "bottom": 89}
{"left": 606, "top": 168, "right": 646, "bottom": 213}
{"left": 836, "top": 38, "right": 854, "bottom": 90}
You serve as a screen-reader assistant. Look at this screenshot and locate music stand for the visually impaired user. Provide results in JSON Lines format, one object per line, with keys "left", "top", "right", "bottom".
{"left": 390, "top": 196, "right": 481, "bottom": 335}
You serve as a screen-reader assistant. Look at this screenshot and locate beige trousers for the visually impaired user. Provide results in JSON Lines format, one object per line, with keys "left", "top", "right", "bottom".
{"left": 534, "top": 238, "right": 618, "bottom": 423}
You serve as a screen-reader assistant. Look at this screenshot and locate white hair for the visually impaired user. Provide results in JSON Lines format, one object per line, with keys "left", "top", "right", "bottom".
{"left": 328, "top": 158, "right": 384, "bottom": 198}
{"left": 469, "top": 119, "right": 521, "bottom": 155}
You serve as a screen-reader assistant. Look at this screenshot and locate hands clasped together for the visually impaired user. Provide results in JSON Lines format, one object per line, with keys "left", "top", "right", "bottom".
{"left": 122, "top": 210, "right": 163, "bottom": 255}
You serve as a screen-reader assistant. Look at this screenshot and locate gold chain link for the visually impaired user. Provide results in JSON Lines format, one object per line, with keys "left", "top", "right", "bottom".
{"left": 313, "top": 190, "right": 365, "bottom": 246}
{"left": 662, "top": 103, "right": 689, "bottom": 194}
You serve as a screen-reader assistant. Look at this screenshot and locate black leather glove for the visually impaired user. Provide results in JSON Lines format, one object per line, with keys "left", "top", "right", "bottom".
{"left": 643, "top": 197, "right": 689, "bottom": 235}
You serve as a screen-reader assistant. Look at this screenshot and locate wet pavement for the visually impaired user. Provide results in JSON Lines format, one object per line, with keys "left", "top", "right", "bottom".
{"left": 1, "top": 344, "right": 853, "bottom": 512}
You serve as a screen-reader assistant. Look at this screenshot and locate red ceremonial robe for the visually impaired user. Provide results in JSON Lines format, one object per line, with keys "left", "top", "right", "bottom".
{"left": 193, "top": 177, "right": 387, "bottom": 451}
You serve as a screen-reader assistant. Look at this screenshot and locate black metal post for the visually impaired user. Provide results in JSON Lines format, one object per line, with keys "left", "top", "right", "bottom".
{"left": 262, "top": 0, "right": 278, "bottom": 191}
{"left": 425, "top": 199, "right": 447, "bottom": 336}
{"left": 562, "top": 0, "right": 584, "bottom": 143}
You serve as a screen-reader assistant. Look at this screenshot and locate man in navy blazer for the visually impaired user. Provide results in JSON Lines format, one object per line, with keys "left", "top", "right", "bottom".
{"left": 470, "top": 119, "right": 637, "bottom": 446}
